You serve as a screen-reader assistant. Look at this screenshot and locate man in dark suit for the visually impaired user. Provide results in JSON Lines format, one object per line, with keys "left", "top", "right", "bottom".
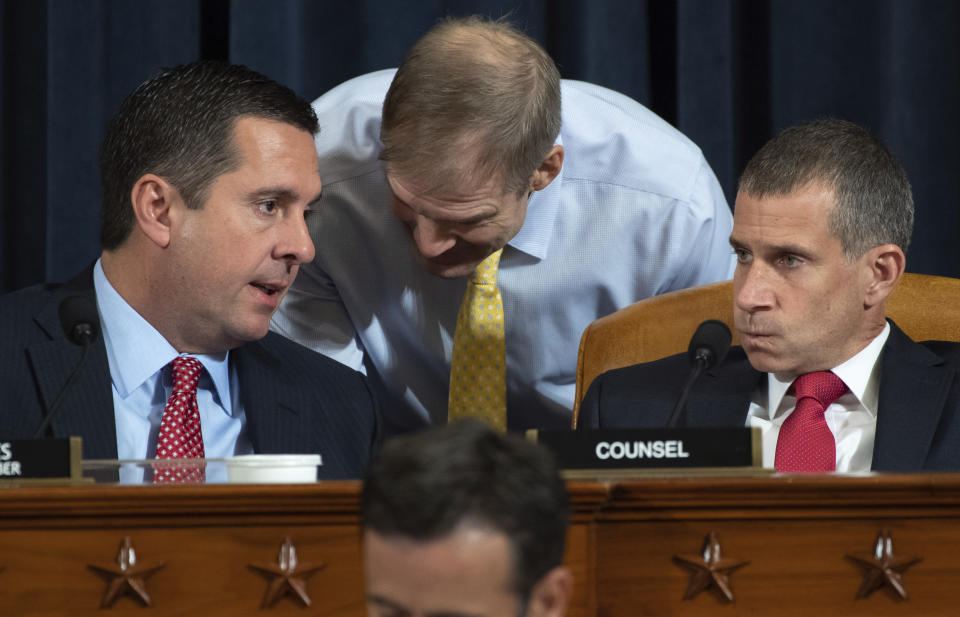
{"left": 0, "top": 61, "right": 379, "bottom": 479}
{"left": 580, "top": 118, "right": 960, "bottom": 472}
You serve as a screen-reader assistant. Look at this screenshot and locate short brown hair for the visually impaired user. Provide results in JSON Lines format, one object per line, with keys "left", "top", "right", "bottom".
{"left": 100, "top": 61, "right": 318, "bottom": 250}
{"left": 380, "top": 16, "right": 561, "bottom": 196}
{"left": 738, "top": 117, "right": 913, "bottom": 258}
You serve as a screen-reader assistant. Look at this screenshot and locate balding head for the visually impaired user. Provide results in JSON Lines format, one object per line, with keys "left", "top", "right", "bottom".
{"left": 380, "top": 16, "right": 561, "bottom": 197}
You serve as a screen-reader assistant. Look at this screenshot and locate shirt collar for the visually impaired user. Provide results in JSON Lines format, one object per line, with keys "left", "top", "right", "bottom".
{"left": 764, "top": 321, "right": 891, "bottom": 420}
{"left": 507, "top": 134, "right": 564, "bottom": 261}
{"left": 93, "top": 258, "right": 233, "bottom": 416}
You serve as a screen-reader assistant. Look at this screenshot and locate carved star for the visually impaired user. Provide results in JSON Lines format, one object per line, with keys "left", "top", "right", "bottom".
{"left": 673, "top": 531, "right": 749, "bottom": 602}
{"left": 87, "top": 537, "right": 165, "bottom": 608}
{"left": 846, "top": 529, "right": 922, "bottom": 600}
{"left": 249, "top": 537, "right": 326, "bottom": 608}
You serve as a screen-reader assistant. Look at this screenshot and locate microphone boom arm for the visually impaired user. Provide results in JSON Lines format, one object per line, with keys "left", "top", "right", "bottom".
{"left": 32, "top": 343, "right": 92, "bottom": 438}
{"left": 665, "top": 353, "right": 709, "bottom": 428}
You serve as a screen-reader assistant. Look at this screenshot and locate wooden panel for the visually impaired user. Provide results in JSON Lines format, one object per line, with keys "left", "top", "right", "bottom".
{"left": 4, "top": 475, "right": 960, "bottom": 616}
{"left": 0, "top": 481, "right": 607, "bottom": 617}
{"left": 595, "top": 518, "right": 960, "bottom": 616}
{"left": 0, "top": 525, "right": 363, "bottom": 616}
{"left": 594, "top": 474, "right": 960, "bottom": 616}
{"left": 0, "top": 483, "right": 367, "bottom": 616}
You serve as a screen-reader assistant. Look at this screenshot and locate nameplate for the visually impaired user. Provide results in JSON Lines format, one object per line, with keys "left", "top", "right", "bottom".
{"left": 0, "top": 437, "right": 83, "bottom": 480}
{"left": 535, "top": 428, "right": 761, "bottom": 469}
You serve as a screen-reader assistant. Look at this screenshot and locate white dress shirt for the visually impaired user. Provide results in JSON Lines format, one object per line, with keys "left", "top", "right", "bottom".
{"left": 272, "top": 69, "right": 735, "bottom": 432}
{"left": 747, "top": 322, "right": 891, "bottom": 472}
{"left": 93, "top": 259, "right": 252, "bottom": 461}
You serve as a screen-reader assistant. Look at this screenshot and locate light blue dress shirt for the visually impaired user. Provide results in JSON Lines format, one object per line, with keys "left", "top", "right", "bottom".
{"left": 93, "top": 259, "right": 252, "bottom": 460}
{"left": 272, "top": 69, "right": 735, "bottom": 432}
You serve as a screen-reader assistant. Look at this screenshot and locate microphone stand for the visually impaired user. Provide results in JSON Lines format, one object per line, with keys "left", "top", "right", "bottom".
{"left": 31, "top": 322, "right": 95, "bottom": 439}
{"left": 665, "top": 351, "right": 710, "bottom": 429}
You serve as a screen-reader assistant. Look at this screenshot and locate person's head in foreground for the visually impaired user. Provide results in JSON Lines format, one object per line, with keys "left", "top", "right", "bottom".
{"left": 99, "top": 60, "right": 322, "bottom": 354}
{"left": 380, "top": 16, "right": 564, "bottom": 278}
{"left": 361, "top": 420, "right": 571, "bottom": 617}
{"left": 730, "top": 117, "right": 914, "bottom": 377}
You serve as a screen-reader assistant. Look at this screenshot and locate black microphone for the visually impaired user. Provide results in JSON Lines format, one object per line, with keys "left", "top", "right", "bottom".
{"left": 31, "top": 295, "right": 101, "bottom": 438}
{"left": 665, "top": 320, "right": 732, "bottom": 428}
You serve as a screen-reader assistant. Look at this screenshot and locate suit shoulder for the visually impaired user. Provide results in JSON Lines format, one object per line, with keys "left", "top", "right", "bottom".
{"left": 256, "top": 331, "right": 366, "bottom": 376}
{"left": 919, "top": 340, "right": 960, "bottom": 365}
{"left": 596, "top": 351, "right": 690, "bottom": 386}
{"left": 0, "top": 280, "right": 59, "bottom": 309}
{"left": 592, "top": 346, "right": 750, "bottom": 392}
{"left": 248, "top": 332, "right": 379, "bottom": 430}
{"left": 0, "top": 281, "right": 69, "bottom": 338}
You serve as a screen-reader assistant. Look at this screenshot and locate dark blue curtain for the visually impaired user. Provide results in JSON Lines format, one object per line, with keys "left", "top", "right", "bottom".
{"left": 2, "top": 0, "right": 958, "bottom": 294}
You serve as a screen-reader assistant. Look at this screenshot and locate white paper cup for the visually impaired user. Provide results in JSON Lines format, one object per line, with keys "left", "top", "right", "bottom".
{"left": 225, "top": 454, "right": 322, "bottom": 484}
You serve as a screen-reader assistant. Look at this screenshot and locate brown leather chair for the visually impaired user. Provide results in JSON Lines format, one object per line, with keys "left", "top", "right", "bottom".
{"left": 572, "top": 272, "right": 960, "bottom": 428}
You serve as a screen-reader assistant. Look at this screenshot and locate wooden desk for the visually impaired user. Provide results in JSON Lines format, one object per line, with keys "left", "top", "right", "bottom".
{"left": 591, "top": 474, "right": 960, "bottom": 616}
{"left": 2, "top": 475, "right": 960, "bottom": 616}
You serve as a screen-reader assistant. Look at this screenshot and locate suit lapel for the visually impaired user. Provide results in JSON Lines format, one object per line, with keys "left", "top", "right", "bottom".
{"left": 654, "top": 325, "right": 953, "bottom": 470}
{"left": 26, "top": 282, "right": 117, "bottom": 459}
{"left": 233, "top": 337, "right": 314, "bottom": 454}
{"left": 872, "top": 322, "right": 954, "bottom": 471}
{"left": 687, "top": 349, "right": 762, "bottom": 427}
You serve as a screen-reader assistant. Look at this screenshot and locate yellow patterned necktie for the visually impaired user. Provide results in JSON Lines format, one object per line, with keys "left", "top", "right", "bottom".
{"left": 448, "top": 248, "right": 507, "bottom": 431}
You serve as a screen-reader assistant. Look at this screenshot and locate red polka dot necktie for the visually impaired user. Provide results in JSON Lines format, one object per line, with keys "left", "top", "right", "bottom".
{"left": 775, "top": 371, "right": 848, "bottom": 473}
{"left": 154, "top": 356, "right": 205, "bottom": 483}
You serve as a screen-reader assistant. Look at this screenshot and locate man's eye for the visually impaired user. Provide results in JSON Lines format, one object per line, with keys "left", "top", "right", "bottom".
{"left": 733, "top": 248, "right": 751, "bottom": 264}
{"left": 780, "top": 254, "right": 801, "bottom": 267}
{"left": 258, "top": 200, "right": 278, "bottom": 214}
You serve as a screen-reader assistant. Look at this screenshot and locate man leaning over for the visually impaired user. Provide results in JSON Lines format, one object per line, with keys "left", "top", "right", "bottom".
{"left": 274, "top": 16, "right": 735, "bottom": 434}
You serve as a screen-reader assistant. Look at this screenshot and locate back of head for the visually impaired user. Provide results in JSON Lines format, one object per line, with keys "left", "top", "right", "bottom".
{"left": 362, "top": 420, "right": 569, "bottom": 598}
{"left": 99, "top": 60, "right": 319, "bottom": 250}
{"left": 380, "top": 16, "right": 561, "bottom": 196}
{"left": 738, "top": 117, "right": 914, "bottom": 259}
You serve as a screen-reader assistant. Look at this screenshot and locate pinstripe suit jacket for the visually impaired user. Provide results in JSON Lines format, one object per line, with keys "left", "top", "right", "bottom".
{"left": 0, "top": 269, "right": 380, "bottom": 479}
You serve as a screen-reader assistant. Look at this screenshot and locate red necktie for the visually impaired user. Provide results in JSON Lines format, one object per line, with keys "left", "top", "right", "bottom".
{"left": 775, "top": 371, "right": 848, "bottom": 473}
{"left": 154, "top": 356, "right": 205, "bottom": 483}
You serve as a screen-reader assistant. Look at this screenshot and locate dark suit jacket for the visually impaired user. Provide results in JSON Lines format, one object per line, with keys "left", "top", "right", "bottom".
{"left": 0, "top": 269, "right": 381, "bottom": 479}
{"left": 578, "top": 321, "right": 960, "bottom": 471}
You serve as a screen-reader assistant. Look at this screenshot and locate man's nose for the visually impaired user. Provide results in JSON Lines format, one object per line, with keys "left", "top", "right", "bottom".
{"left": 276, "top": 214, "right": 316, "bottom": 265}
{"left": 412, "top": 215, "right": 456, "bottom": 258}
{"left": 734, "top": 262, "right": 773, "bottom": 313}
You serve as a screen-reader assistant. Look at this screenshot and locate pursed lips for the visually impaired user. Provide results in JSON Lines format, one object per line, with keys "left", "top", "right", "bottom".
{"left": 249, "top": 281, "right": 288, "bottom": 296}
{"left": 736, "top": 323, "right": 778, "bottom": 340}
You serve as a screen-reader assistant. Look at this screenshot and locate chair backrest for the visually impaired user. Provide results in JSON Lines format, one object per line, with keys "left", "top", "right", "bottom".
{"left": 572, "top": 272, "right": 960, "bottom": 428}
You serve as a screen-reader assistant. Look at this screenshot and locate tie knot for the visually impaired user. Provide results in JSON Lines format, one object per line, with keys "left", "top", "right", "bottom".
{"left": 793, "top": 371, "right": 847, "bottom": 407}
{"left": 171, "top": 356, "right": 203, "bottom": 394}
{"left": 470, "top": 249, "right": 503, "bottom": 287}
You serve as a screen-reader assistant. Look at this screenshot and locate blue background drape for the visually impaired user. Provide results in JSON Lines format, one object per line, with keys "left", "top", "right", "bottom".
{"left": 2, "top": 0, "right": 958, "bottom": 294}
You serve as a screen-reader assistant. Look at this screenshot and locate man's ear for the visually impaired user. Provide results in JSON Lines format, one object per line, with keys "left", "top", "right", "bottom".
{"left": 530, "top": 145, "right": 564, "bottom": 192}
{"left": 525, "top": 565, "right": 572, "bottom": 617}
{"left": 863, "top": 243, "right": 906, "bottom": 308}
{"left": 130, "top": 174, "right": 179, "bottom": 248}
